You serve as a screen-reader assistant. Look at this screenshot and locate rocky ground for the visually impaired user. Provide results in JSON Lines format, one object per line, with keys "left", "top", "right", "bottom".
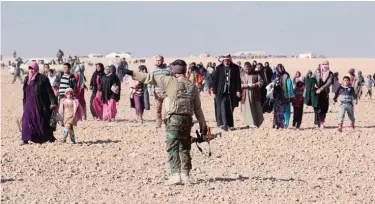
{"left": 1, "top": 69, "right": 375, "bottom": 204}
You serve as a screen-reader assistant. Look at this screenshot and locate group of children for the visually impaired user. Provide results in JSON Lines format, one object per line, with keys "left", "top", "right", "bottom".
{"left": 43, "top": 63, "right": 87, "bottom": 144}
{"left": 290, "top": 71, "right": 373, "bottom": 132}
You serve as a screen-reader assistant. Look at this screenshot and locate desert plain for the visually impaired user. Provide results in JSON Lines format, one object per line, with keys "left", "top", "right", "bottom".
{"left": 1, "top": 57, "right": 375, "bottom": 203}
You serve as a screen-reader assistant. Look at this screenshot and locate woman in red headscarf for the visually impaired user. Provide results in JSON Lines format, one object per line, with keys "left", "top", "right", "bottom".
{"left": 21, "top": 61, "right": 58, "bottom": 145}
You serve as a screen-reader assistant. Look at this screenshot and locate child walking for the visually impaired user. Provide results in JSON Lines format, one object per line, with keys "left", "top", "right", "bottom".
{"left": 333, "top": 76, "right": 358, "bottom": 132}
{"left": 292, "top": 78, "right": 305, "bottom": 129}
{"left": 57, "top": 88, "right": 84, "bottom": 143}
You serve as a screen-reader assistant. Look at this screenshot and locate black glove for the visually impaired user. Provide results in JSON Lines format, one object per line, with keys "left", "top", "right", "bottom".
{"left": 124, "top": 69, "right": 133, "bottom": 76}
{"left": 200, "top": 126, "right": 208, "bottom": 137}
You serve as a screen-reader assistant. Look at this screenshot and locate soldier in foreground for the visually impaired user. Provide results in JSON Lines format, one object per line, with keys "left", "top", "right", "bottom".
{"left": 124, "top": 59, "right": 208, "bottom": 185}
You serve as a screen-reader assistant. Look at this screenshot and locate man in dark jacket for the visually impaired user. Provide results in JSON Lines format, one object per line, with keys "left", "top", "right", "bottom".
{"left": 212, "top": 54, "right": 241, "bottom": 131}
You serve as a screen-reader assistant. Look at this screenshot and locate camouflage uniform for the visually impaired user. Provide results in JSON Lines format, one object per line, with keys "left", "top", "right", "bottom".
{"left": 132, "top": 71, "right": 207, "bottom": 183}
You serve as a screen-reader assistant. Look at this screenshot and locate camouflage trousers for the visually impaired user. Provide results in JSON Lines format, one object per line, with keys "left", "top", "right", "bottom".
{"left": 165, "top": 115, "right": 193, "bottom": 174}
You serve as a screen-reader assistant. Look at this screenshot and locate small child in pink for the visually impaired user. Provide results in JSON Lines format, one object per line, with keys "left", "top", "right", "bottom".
{"left": 57, "top": 88, "right": 84, "bottom": 144}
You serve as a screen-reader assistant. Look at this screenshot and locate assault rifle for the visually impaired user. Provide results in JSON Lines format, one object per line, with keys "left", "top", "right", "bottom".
{"left": 190, "top": 127, "right": 222, "bottom": 157}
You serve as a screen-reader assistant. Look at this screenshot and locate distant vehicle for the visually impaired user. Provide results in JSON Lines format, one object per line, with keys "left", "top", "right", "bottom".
{"left": 105, "top": 52, "right": 132, "bottom": 59}
{"left": 88, "top": 53, "right": 104, "bottom": 58}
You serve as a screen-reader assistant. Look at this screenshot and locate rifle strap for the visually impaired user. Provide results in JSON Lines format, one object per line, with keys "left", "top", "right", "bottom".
{"left": 195, "top": 141, "right": 212, "bottom": 157}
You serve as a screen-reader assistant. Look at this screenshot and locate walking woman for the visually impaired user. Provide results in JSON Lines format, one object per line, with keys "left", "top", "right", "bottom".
{"left": 140, "top": 65, "right": 151, "bottom": 111}
{"left": 240, "top": 62, "right": 264, "bottom": 127}
{"left": 89, "top": 63, "right": 104, "bottom": 120}
{"left": 129, "top": 65, "right": 148, "bottom": 122}
{"left": 348, "top": 68, "right": 356, "bottom": 86}
{"left": 272, "top": 64, "right": 294, "bottom": 129}
{"left": 293, "top": 71, "right": 301, "bottom": 86}
{"left": 313, "top": 60, "right": 334, "bottom": 129}
{"left": 21, "top": 61, "right": 57, "bottom": 145}
{"left": 74, "top": 64, "right": 87, "bottom": 120}
{"left": 100, "top": 66, "right": 121, "bottom": 122}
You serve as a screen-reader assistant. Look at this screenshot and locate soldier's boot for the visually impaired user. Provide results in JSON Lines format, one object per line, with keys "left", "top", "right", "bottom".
{"left": 181, "top": 171, "right": 191, "bottom": 185}
{"left": 164, "top": 173, "right": 181, "bottom": 186}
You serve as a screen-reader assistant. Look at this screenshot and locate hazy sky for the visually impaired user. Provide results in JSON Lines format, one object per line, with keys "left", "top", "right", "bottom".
{"left": 1, "top": 1, "right": 375, "bottom": 58}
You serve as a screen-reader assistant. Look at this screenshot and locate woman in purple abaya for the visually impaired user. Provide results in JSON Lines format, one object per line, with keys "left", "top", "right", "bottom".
{"left": 21, "top": 61, "right": 58, "bottom": 145}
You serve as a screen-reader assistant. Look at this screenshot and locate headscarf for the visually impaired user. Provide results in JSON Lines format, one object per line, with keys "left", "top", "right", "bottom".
{"left": 74, "top": 64, "right": 85, "bottom": 89}
{"left": 138, "top": 65, "right": 148, "bottom": 73}
{"left": 96, "top": 63, "right": 104, "bottom": 73}
{"left": 320, "top": 60, "right": 330, "bottom": 82}
{"left": 348, "top": 68, "right": 355, "bottom": 84}
{"left": 218, "top": 54, "right": 233, "bottom": 64}
{"left": 306, "top": 69, "right": 313, "bottom": 77}
{"left": 275, "top": 64, "right": 288, "bottom": 87}
{"left": 105, "top": 66, "right": 112, "bottom": 76}
{"left": 64, "top": 88, "right": 74, "bottom": 96}
{"left": 276, "top": 64, "right": 286, "bottom": 76}
{"left": 294, "top": 71, "right": 301, "bottom": 78}
{"left": 27, "top": 61, "right": 39, "bottom": 85}
{"left": 264, "top": 62, "right": 270, "bottom": 68}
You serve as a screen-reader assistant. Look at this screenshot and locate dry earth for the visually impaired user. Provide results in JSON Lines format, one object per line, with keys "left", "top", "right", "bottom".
{"left": 1, "top": 58, "right": 375, "bottom": 203}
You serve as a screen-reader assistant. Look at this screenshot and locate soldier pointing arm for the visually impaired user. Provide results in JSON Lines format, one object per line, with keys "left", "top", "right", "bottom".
{"left": 124, "top": 59, "right": 207, "bottom": 186}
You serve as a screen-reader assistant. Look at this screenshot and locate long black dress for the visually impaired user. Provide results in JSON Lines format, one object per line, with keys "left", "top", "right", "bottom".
{"left": 100, "top": 73, "right": 121, "bottom": 103}
{"left": 212, "top": 63, "right": 241, "bottom": 128}
{"left": 89, "top": 68, "right": 106, "bottom": 118}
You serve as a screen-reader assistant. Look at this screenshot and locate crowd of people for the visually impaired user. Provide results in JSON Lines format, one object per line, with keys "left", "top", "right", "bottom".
{"left": 16, "top": 53, "right": 375, "bottom": 185}
{"left": 19, "top": 55, "right": 375, "bottom": 145}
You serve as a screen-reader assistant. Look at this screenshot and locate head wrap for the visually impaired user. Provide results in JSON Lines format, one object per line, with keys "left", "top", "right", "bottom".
{"left": 65, "top": 88, "right": 74, "bottom": 95}
{"left": 348, "top": 68, "right": 355, "bottom": 75}
{"left": 27, "top": 61, "right": 39, "bottom": 85}
{"left": 74, "top": 64, "right": 85, "bottom": 90}
{"left": 320, "top": 60, "right": 330, "bottom": 82}
{"left": 276, "top": 64, "right": 286, "bottom": 75}
{"left": 306, "top": 69, "right": 313, "bottom": 77}
{"left": 218, "top": 54, "right": 232, "bottom": 63}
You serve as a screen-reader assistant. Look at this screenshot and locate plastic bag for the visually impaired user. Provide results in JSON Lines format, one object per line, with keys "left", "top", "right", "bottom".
{"left": 266, "top": 82, "right": 274, "bottom": 100}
